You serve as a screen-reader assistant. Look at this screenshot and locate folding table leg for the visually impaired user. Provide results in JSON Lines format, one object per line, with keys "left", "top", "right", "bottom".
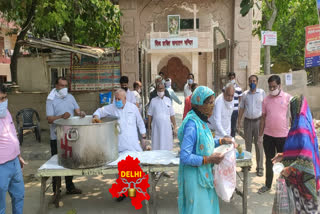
{"left": 39, "top": 177, "right": 49, "bottom": 214}
{"left": 242, "top": 167, "right": 249, "bottom": 214}
{"left": 53, "top": 177, "right": 61, "bottom": 208}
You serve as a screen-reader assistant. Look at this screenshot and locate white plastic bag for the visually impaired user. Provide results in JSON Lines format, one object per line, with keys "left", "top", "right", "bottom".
{"left": 213, "top": 145, "right": 236, "bottom": 202}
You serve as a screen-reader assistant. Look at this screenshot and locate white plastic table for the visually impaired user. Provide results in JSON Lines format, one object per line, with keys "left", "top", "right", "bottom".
{"left": 36, "top": 150, "right": 252, "bottom": 214}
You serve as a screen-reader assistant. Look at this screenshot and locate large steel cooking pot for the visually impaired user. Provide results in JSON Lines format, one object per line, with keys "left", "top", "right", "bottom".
{"left": 54, "top": 115, "right": 119, "bottom": 169}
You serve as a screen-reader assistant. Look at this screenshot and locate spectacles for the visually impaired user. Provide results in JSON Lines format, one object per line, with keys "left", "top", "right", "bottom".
{"left": 0, "top": 96, "right": 7, "bottom": 102}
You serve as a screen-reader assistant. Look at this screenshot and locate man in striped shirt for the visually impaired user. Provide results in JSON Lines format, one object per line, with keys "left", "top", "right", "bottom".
{"left": 228, "top": 72, "right": 243, "bottom": 137}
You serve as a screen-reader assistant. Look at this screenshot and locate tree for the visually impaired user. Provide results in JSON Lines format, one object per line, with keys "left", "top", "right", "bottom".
{"left": 0, "top": 0, "right": 121, "bottom": 84}
{"left": 241, "top": 0, "right": 318, "bottom": 73}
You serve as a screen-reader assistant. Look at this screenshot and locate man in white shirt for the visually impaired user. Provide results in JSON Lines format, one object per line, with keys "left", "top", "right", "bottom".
{"left": 93, "top": 89, "right": 147, "bottom": 153}
{"left": 183, "top": 73, "right": 194, "bottom": 98}
{"left": 165, "top": 78, "right": 182, "bottom": 105}
{"left": 208, "top": 83, "right": 235, "bottom": 138}
{"left": 148, "top": 82, "right": 176, "bottom": 150}
{"left": 117, "top": 76, "right": 137, "bottom": 106}
{"left": 132, "top": 81, "right": 143, "bottom": 114}
{"left": 238, "top": 75, "right": 266, "bottom": 177}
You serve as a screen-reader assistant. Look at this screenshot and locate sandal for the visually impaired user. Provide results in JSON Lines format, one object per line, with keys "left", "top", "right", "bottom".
{"left": 258, "top": 186, "right": 270, "bottom": 194}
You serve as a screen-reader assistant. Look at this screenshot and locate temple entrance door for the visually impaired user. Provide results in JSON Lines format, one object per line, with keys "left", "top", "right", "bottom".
{"left": 159, "top": 57, "right": 190, "bottom": 91}
{"left": 213, "top": 27, "right": 230, "bottom": 94}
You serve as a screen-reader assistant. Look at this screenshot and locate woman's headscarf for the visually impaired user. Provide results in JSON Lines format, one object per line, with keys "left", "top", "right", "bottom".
{"left": 191, "top": 86, "right": 215, "bottom": 122}
{"left": 283, "top": 95, "right": 320, "bottom": 199}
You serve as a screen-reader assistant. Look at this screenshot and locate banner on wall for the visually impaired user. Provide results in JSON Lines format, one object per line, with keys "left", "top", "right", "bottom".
{"left": 305, "top": 25, "right": 320, "bottom": 68}
{"left": 71, "top": 53, "right": 121, "bottom": 91}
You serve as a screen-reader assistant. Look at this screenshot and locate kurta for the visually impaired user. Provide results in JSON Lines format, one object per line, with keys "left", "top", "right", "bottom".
{"left": 93, "top": 102, "right": 146, "bottom": 152}
{"left": 148, "top": 96, "right": 175, "bottom": 150}
{"left": 208, "top": 94, "right": 233, "bottom": 138}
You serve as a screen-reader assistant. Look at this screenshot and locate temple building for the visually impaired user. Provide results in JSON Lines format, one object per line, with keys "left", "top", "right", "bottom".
{"left": 119, "top": 0, "right": 261, "bottom": 93}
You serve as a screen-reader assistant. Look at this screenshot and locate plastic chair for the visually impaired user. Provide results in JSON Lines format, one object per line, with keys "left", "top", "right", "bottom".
{"left": 16, "top": 108, "right": 41, "bottom": 144}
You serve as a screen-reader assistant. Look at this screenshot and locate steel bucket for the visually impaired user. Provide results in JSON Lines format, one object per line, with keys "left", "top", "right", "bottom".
{"left": 54, "top": 115, "right": 119, "bottom": 169}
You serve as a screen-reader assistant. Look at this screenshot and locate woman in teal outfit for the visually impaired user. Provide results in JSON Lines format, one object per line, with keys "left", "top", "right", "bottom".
{"left": 178, "top": 86, "right": 233, "bottom": 214}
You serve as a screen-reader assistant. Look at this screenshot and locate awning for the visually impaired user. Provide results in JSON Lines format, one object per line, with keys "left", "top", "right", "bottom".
{"left": 20, "top": 38, "right": 114, "bottom": 59}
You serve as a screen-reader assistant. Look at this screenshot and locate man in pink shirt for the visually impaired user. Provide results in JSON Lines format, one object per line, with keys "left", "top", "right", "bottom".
{"left": 258, "top": 75, "right": 291, "bottom": 194}
{"left": 0, "top": 84, "right": 26, "bottom": 214}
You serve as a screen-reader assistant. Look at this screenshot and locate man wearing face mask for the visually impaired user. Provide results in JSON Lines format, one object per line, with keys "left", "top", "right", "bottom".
{"left": 257, "top": 75, "right": 292, "bottom": 194}
{"left": 46, "top": 77, "right": 85, "bottom": 195}
{"left": 93, "top": 89, "right": 147, "bottom": 202}
{"left": 238, "top": 75, "right": 266, "bottom": 177}
{"left": 208, "top": 83, "right": 235, "bottom": 139}
{"left": 116, "top": 76, "right": 137, "bottom": 106}
{"left": 165, "top": 78, "right": 182, "bottom": 105}
{"left": 184, "top": 73, "right": 194, "bottom": 98}
{"left": 228, "top": 72, "right": 243, "bottom": 137}
{"left": 0, "top": 84, "right": 26, "bottom": 214}
{"left": 148, "top": 82, "right": 176, "bottom": 150}
{"left": 132, "top": 81, "right": 143, "bottom": 114}
{"left": 93, "top": 89, "right": 147, "bottom": 152}
{"left": 149, "top": 75, "right": 170, "bottom": 101}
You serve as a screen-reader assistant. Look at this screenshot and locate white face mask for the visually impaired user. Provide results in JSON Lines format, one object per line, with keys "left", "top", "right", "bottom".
{"left": 58, "top": 88, "right": 68, "bottom": 98}
{"left": 137, "top": 88, "right": 141, "bottom": 93}
{"left": 270, "top": 87, "right": 280, "bottom": 96}
{"left": 157, "top": 91, "right": 165, "bottom": 98}
{"left": 0, "top": 99, "right": 8, "bottom": 118}
{"left": 224, "top": 99, "right": 233, "bottom": 109}
{"left": 187, "top": 79, "right": 193, "bottom": 84}
{"left": 230, "top": 79, "right": 236, "bottom": 84}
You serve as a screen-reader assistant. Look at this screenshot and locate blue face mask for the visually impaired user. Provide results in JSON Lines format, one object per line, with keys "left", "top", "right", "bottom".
{"left": 249, "top": 83, "right": 256, "bottom": 90}
{"left": 115, "top": 100, "right": 124, "bottom": 109}
{"left": 0, "top": 99, "right": 8, "bottom": 118}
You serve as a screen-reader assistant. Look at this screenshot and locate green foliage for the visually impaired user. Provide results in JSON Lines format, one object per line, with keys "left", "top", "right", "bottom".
{"left": 0, "top": 0, "right": 122, "bottom": 49}
{"left": 242, "top": 0, "right": 318, "bottom": 71}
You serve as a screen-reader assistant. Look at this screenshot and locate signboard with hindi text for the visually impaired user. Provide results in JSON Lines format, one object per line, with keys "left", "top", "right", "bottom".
{"left": 150, "top": 37, "right": 198, "bottom": 49}
{"left": 261, "top": 31, "right": 277, "bottom": 46}
{"left": 305, "top": 25, "right": 320, "bottom": 68}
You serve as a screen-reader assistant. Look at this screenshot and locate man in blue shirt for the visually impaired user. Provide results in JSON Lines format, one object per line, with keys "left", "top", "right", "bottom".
{"left": 46, "top": 77, "right": 85, "bottom": 195}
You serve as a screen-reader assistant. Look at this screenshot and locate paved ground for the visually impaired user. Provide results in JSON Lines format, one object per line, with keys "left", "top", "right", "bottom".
{"left": 5, "top": 92, "right": 277, "bottom": 214}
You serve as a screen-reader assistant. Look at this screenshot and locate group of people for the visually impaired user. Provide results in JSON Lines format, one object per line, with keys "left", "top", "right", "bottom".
{"left": 1, "top": 69, "right": 320, "bottom": 214}
{"left": 178, "top": 73, "right": 320, "bottom": 213}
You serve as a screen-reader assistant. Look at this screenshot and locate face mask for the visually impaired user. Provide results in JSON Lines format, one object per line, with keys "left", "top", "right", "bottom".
{"left": 224, "top": 99, "right": 233, "bottom": 109}
{"left": 230, "top": 79, "right": 236, "bottom": 84}
{"left": 121, "top": 87, "right": 128, "bottom": 91}
{"left": 165, "top": 81, "right": 171, "bottom": 88}
{"left": 270, "top": 88, "right": 280, "bottom": 96}
{"left": 187, "top": 79, "right": 193, "bottom": 84}
{"left": 249, "top": 83, "right": 256, "bottom": 90}
{"left": 194, "top": 103, "right": 214, "bottom": 119}
{"left": 0, "top": 99, "right": 8, "bottom": 118}
{"left": 115, "top": 100, "right": 124, "bottom": 108}
{"left": 157, "top": 91, "right": 165, "bottom": 98}
{"left": 58, "top": 88, "right": 68, "bottom": 98}
{"left": 137, "top": 88, "right": 141, "bottom": 93}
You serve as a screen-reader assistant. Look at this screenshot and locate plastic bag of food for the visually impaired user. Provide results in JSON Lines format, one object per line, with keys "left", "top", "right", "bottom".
{"left": 213, "top": 144, "right": 236, "bottom": 202}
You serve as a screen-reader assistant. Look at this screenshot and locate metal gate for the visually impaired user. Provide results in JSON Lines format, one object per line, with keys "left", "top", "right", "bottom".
{"left": 213, "top": 27, "right": 231, "bottom": 95}
{"left": 139, "top": 41, "right": 149, "bottom": 118}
